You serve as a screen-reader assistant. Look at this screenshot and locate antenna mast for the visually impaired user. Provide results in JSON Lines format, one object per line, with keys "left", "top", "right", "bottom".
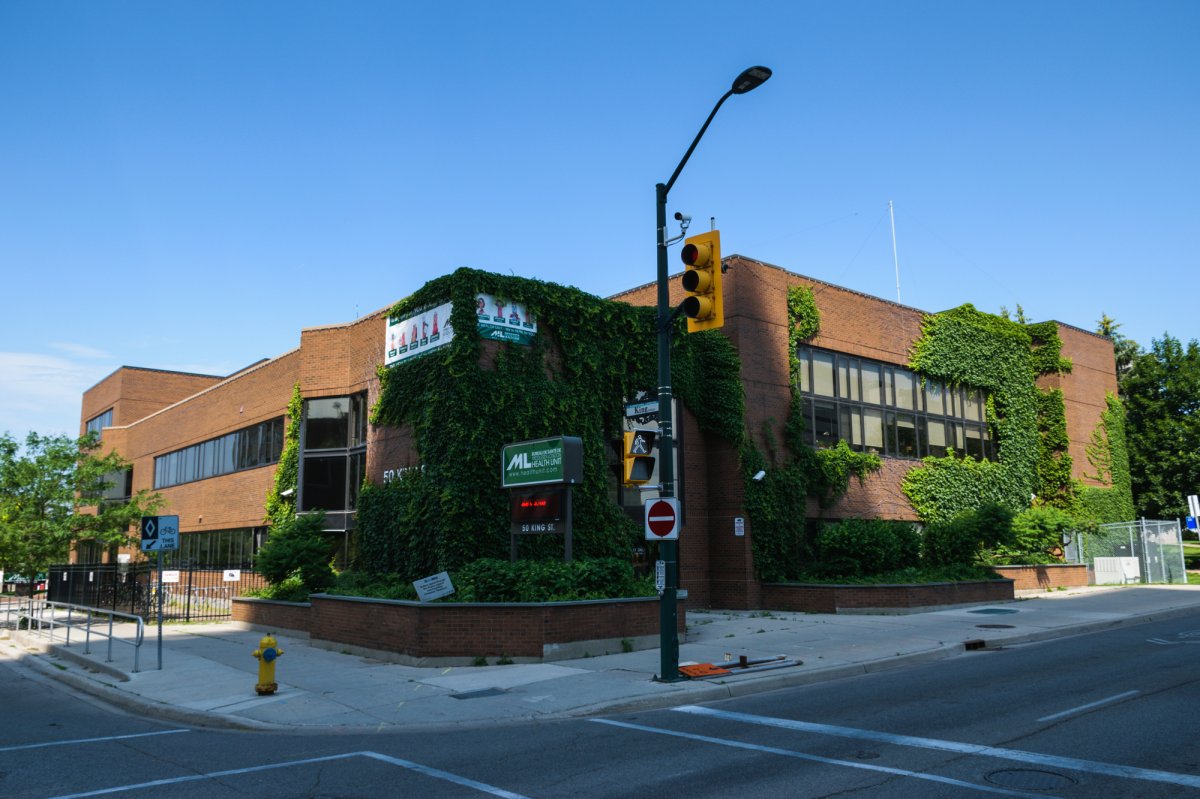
{"left": 889, "top": 200, "right": 901, "bottom": 303}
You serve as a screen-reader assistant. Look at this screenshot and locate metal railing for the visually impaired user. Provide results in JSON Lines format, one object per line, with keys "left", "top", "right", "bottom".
{"left": 10, "top": 598, "right": 145, "bottom": 673}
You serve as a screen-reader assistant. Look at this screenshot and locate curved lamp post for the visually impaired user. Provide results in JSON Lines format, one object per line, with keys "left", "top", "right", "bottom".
{"left": 654, "top": 66, "right": 771, "bottom": 682}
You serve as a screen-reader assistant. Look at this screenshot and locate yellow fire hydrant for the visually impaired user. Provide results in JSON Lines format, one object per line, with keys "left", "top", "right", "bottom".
{"left": 252, "top": 634, "right": 284, "bottom": 695}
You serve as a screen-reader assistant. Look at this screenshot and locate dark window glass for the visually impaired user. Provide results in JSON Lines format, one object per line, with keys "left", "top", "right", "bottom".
{"left": 964, "top": 424, "right": 985, "bottom": 459}
{"left": 306, "top": 398, "right": 350, "bottom": 449}
{"left": 839, "top": 406, "right": 863, "bottom": 451}
{"left": 812, "top": 400, "right": 838, "bottom": 449}
{"left": 350, "top": 393, "right": 368, "bottom": 447}
{"left": 884, "top": 412, "right": 897, "bottom": 454}
{"left": 86, "top": 408, "right": 114, "bottom": 438}
{"left": 301, "top": 455, "right": 348, "bottom": 511}
{"left": 896, "top": 413, "right": 918, "bottom": 458}
{"left": 348, "top": 451, "right": 366, "bottom": 509}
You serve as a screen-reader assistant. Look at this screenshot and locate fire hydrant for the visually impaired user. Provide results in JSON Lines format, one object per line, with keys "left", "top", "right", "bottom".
{"left": 252, "top": 634, "right": 284, "bottom": 695}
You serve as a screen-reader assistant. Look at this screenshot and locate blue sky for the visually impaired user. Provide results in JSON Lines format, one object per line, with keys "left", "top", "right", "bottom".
{"left": 2, "top": 1, "right": 1196, "bottom": 443}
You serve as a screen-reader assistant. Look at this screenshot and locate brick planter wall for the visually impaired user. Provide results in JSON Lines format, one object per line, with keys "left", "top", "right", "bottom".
{"left": 988, "top": 564, "right": 1088, "bottom": 591}
{"left": 232, "top": 595, "right": 685, "bottom": 661}
{"left": 760, "top": 579, "right": 1014, "bottom": 613}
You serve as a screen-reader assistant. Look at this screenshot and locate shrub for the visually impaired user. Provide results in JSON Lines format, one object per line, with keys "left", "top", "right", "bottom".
{"left": 454, "top": 557, "right": 649, "bottom": 602}
{"left": 255, "top": 512, "right": 334, "bottom": 593}
{"left": 817, "top": 519, "right": 921, "bottom": 576}
{"left": 923, "top": 503, "right": 1016, "bottom": 567}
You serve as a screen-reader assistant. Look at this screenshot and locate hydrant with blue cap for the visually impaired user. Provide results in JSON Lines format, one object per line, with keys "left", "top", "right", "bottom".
{"left": 252, "top": 633, "right": 284, "bottom": 695}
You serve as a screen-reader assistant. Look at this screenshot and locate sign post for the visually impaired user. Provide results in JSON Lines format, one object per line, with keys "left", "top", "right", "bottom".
{"left": 141, "top": 515, "right": 179, "bottom": 670}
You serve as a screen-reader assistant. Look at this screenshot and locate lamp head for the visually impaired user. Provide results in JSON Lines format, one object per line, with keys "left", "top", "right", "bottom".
{"left": 731, "top": 66, "right": 772, "bottom": 95}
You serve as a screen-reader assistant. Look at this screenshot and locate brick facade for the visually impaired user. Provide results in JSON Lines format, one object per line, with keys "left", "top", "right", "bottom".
{"left": 85, "top": 256, "right": 1117, "bottom": 609}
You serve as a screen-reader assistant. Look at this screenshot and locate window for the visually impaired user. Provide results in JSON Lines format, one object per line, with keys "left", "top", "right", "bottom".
{"left": 796, "top": 346, "right": 995, "bottom": 461}
{"left": 153, "top": 417, "right": 284, "bottom": 489}
{"left": 298, "top": 392, "right": 368, "bottom": 524}
{"left": 86, "top": 408, "right": 113, "bottom": 438}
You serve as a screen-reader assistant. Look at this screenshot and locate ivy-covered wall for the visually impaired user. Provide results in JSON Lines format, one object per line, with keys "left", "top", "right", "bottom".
{"left": 1080, "top": 393, "right": 1135, "bottom": 524}
{"left": 902, "top": 305, "right": 1073, "bottom": 524}
{"left": 358, "top": 268, "right": 744, "bottom": 578}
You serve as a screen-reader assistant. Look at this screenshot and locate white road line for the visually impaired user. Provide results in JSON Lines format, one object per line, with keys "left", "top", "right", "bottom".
{"left": 591, "top": 719, "right": 1054, "bottom": 798}
{"left": 0, "top": 729, "right": 189, "bottom": 753}
{"left": 1037, "top": 690, "right": 1141, "bottom": 722}
{"left": 46, "top": 750, "right": 530, "bottom": 799}
{"left": 674, "top": 705, "right": 1200, "bottom": 790}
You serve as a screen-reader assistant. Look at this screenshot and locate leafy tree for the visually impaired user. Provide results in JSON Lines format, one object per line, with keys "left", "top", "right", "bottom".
{"left": 1122, "top": 335, "right": 1200, "bottom": 518}
{"left": 0, "top": 432, "right": 161, "bottom": 583}
{"left": 1096, "top": 313, "right": 1141, "bottom": 379}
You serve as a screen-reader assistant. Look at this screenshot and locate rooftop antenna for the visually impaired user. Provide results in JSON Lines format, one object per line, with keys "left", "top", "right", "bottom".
{"left": 889, "top": 200, "right": 901, "bottom": 303}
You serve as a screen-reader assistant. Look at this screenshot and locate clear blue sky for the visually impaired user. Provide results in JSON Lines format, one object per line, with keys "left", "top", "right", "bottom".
{"left": 2, "top": 1, "right": 1196, "bottom": 443}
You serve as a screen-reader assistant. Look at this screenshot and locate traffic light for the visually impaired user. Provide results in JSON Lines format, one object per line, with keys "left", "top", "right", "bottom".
{"left": 680, "top": 229, "right": 723, "bottom": 332}
{"left": 622, "top": 430, "right": 657, "bottom": 486}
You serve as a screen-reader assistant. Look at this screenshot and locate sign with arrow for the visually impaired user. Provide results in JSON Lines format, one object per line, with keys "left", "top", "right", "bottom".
{"left": 140, "top": 515, "right": 180, "bottom": 552}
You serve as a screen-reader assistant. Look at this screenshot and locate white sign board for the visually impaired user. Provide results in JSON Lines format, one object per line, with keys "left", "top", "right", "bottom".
{"left": 140, "top": 516, "right": 180, "bottom": 552}
{"left": 734, "top": 517, "right": 745, "bottom": 537}
{"left": 386, "top": 300, "right": 455, "bottom": 366}
{"left": 161, "top": 570, "right": 181, "bottom": 584}
{"left": 655, "top": 560, "right": 666, "bottom": 594}
{"left": 223, "top": 570, "right": 242, "bottom": 582}
{"left": 413, "top": 571, "right": 455, "bottom": 602}
{"left": 1188, "top": 494, "right": 1200, "bottom": 519}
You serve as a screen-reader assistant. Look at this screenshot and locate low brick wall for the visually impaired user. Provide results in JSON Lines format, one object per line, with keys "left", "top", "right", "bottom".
{"left": 988, "top": 564, "right": 1088, "bottom": 591}
{"left": 232, "top": 594, "right": 684, "bottom": 660}
{"left": 760, "top": 579, "right": 1015, "bottom": 613}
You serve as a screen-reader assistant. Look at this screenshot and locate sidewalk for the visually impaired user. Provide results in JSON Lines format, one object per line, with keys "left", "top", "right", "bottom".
{"left": 4, "top": 585, "right": 1200, "bottom": 732}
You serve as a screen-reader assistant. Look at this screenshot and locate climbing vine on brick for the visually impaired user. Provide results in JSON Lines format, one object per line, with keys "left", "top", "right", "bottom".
{"left": 264, "top": 382, "right": 302, "bottom": 529}
{"left": 902, "top": 305, "right": 1073, "bottom": 524}
{"left": 1079, "top": 393, "right": 1135, "bottom": 524}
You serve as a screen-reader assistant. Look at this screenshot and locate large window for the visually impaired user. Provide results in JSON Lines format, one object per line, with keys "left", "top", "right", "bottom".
{"left": 154, "top": 418, "right": 284, "bottom": 489}
{"left": 796, "top": 346, "right": 994, "bottom": 460}
{"left": 299, "top": 393, "right": 368, "bottom": 516}
{"left": 166, "top": 528, "right": 265, "bottom": 569}
{"left": 86, "top": 408, "right": 113, "bottom": 438}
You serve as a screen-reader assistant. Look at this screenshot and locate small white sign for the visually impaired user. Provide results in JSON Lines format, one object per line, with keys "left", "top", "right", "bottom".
{"left": 1189, "top": 494, "right": 1200, "bottom": 519}
{"left": 413, "top": 571, "right": 455, "bottom": 602}
{"left": 161, "top": 570, "right": 181, "bottom": 584}
{"left": 655, "top": 560, "right": 666, "bottom": 594}
{"left": 223, "top": 569, "right": 242, "bottom": 582}
{"left": 734, "top": 517, "right": 745, "bottom": 537}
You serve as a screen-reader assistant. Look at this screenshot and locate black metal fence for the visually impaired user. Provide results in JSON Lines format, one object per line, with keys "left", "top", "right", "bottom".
{"left": 47, "top": 563, "right": 267, "bottom": 622}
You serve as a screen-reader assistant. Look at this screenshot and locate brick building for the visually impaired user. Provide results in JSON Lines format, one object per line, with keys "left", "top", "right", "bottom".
{"left": 79, "top": 256, "right": 1118, "bottom": 608}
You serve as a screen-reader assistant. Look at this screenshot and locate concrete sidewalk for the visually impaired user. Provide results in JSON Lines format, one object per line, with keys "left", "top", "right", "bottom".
{"left": 4, "top": 585, "right": 1200, "bottom": 732}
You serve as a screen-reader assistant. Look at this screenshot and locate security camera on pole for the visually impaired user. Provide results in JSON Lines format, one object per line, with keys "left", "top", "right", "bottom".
{"left": 651, "top": 66, "right": 771, "bottom": 682}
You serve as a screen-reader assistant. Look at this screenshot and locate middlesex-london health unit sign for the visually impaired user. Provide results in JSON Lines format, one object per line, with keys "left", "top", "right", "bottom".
{"left": 386, "top": 293, "right": 537, "bottom": 367}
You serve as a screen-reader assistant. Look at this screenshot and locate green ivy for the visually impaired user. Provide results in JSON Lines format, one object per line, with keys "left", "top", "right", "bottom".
{"left": 1035, "top": 388, "right": 1074, "bottom": 507}
{"left": 1079, "top": 393, "right": 1135, "bottom": 524}
{"left": 264, "top": 383, "right": 302, "bottom": 529}
{"left": 363, "top": 268, "right": 745, "bottom": 578}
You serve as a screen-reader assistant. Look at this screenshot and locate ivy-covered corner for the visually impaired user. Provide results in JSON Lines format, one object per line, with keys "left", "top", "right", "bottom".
{"left": 902, "top": 306, "right": 1077, "bottom": 524}
{"left": 357, "top": 267, "right": 749, "bottom": 580}
{"left": 1079, "top": 393, "right": 1135, "bottom": 525}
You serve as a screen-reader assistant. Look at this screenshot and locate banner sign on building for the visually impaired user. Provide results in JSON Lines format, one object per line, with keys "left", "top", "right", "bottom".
{"left": 501, "top": 436, "right": 583, "bottom": 488}
{"left": 386, "top": 300, "right": 455, "bottom": 367}
{"left": 385, "top": 293, "right": 538, "bottom": 367}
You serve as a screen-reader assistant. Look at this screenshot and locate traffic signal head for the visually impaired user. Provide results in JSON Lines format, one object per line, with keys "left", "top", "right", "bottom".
{"left": 680, "top": 229, "right": 723, "bottom": 332}
{"left": 622, "top": 430, "right": 657, "bottom": 486}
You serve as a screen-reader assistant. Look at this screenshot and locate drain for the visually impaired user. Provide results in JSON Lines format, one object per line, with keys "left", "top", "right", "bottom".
{"left": 985, "top": 769, "right": 1077, "bottom": 790}
{"left": 451, "top": 688, "right": 508, "bottom": 700}
{"left": 976, "top": 623, "right": 1016, "bottom": 629}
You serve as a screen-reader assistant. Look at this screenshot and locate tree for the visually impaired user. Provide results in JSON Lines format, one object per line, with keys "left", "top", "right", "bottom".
{"left": 0, "top": 432, "right": 161, "bottom": 583}
{"left": 1096, "top": 313, "right": 1141, "bottom": 379}
{"left": 1121, "top": 335, "right": 1200, "bottom": 519}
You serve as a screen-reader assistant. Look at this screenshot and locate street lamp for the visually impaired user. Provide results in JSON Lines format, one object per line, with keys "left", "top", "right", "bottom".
{"left": 654, "top": 66, "right": 771, "bottom": 683}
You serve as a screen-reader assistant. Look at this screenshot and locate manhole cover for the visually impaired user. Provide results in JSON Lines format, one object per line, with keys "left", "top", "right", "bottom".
{"left": 976, "top": 623, "right": 1016, "bottom": 629}
{"left": 985, "top": 769, "right": 1077, "bottom": 790}
{"left": 969, "top": 607, "right": 1019, "bottom": 615}
{"left": 451, "top": 688, "right": 507, "bottom": 700}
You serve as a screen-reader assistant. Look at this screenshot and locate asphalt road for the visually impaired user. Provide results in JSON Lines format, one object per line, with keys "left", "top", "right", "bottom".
{"left": 4, "top": 611, "right": 1200, "bottom": 798}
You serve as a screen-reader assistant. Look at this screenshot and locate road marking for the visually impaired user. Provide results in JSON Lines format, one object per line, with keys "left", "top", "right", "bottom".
{"left": 46, "top": 750, "right": 529, "bottom": 799}
{"left": 673, "top": 705, "right": 1200, "bottom": 789}
{"left": 592, "top": 719, "right": 1052, "bottom": 798}
{"left": 1037, "top": 690, "right": 1140, "bottom": 722}
{"left": 0, "top": 729, "right": 188, "bottom": 753}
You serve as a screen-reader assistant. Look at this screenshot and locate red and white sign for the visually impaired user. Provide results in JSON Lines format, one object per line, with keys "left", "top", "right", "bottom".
{"left": 644, "top": 497, "right": 680, "bottom": 540}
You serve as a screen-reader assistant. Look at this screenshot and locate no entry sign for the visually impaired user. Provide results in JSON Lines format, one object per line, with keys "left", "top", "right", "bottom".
{"left": 644, "top": 497, "right": 679, "bottom": 541}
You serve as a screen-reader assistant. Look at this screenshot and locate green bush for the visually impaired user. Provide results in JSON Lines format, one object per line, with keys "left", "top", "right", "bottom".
{"left": 454, "top": 557, "right": 650, "bottom": 602}
{"left": 255, "top": 512, "right": 334, "bottom": 593}
{"left": 817, "top": 519, "right": 920, "bottom": 576}
{"left": 923, "top": 503, "right": 1016, "bottom": 567}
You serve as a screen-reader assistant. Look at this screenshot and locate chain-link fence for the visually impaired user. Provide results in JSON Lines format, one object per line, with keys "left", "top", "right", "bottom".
{"left": 1064, "top": 520, "right": 1187, "bottom": 585}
